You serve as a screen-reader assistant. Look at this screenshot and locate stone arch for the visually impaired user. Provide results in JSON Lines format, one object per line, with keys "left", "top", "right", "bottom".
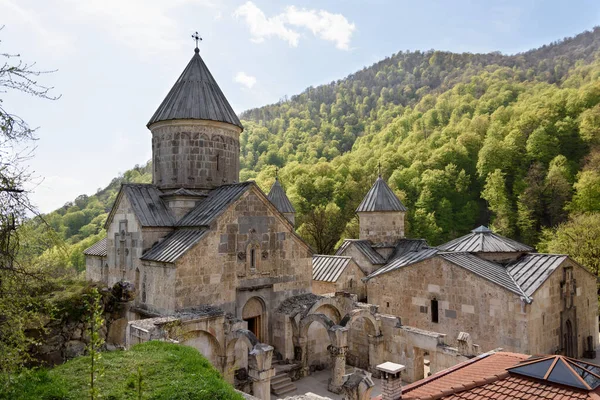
{"left": 225, "top": 329, "right": 259, "bottom": 356}
{"left": 340, "top": 309, "right": 381, "bottom": 337}
{"left": 182, "top": 329, "right": 224, "bottom": 368}
{"left": 299, "top": 313, "right": 337, "bottom": 344}
{"left": 223, "top": 329, "right": 260, "bottom": 383}
{"left": 304, "top": 296, "right": 351, "bottom": 320}
{"left": 341, "top": 309, "right": 381, "bottom": 371}
{"left": 313, "top": 304, "right": 342, "bottom": 325}
{"left": 242, "top": 296, "right": 267, "bottom": 343}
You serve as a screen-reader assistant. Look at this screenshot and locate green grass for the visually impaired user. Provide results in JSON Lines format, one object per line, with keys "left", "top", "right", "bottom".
{"left": 1, "top": 341, "right": 244, "bottom": 400}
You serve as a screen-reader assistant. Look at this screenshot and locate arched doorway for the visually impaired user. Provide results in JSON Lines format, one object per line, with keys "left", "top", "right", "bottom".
{"left": 565, "top": 319, "right": 575, "bottom": 358}
{"left": 347, "top": 316, "right": 376, "bottom": 369}
{"left": 242, "top": 297, "right": 266, "bottom": 343}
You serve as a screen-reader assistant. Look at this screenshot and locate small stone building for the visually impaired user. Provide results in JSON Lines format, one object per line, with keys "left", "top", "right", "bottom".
{"left": 325, "top": 174, "right": 599, "bottom": 359}
{"left": 312, "top": 255, "right": 366, "bottom": 301}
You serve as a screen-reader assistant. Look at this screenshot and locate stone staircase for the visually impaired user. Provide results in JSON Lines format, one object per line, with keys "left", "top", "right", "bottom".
{"left": 270, "top": 373, "right": 296, "bottom": 397}
{"left": 270, "top": 360, "right": 297, "bottom": 397}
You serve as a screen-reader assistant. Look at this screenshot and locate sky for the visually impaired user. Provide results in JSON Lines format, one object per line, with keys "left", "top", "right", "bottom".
{"left": 1, "top": 0, "right": 600, "bottom": 213}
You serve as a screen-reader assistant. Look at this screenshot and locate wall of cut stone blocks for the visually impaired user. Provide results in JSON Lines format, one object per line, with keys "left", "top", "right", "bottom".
{"left": 173, "top": 187, "right": 313, "bottom": 343}
{"left": 367, "top": 256, "right": 528, "bottom": 354}
{"left": 358, "top": 211, "right": 405, "bottom": 243}
{"left": 85, "top": 255, "right": 105, "bottom": 282}
{"left": 150, "top": 120, "right": 241, "bottom": 190}
{"left": 527, "top": 259, "right": 599, "bottom": 357}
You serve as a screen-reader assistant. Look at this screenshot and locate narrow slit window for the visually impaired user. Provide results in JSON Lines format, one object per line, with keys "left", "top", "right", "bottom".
{"left": 216, "top": 154, "right": 220, "bottom": 171}
{"left": 431, "top": 298, "right": 439, "bottom": 323}
{"left": 250, "top": 248, "right": 256, "bottom": 269}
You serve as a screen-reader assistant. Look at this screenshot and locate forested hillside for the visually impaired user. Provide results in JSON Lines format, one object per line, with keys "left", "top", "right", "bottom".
{"left": 30, "top": 27, "right": 600, "bottom": 271}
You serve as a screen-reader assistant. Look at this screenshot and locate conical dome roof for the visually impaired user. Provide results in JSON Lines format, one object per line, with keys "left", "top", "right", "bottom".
{"left": 268, "top": 178, "right": 295, "bottom": 214}
{"left": 356, "top": 176, "right": 406, "bottom": 212}
{"left": 148, "top": 48, "right": 243, "bottom": 129}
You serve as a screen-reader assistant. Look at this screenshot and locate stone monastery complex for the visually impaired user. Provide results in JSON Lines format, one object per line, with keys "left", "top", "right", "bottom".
{"left": 85, "top": 44, "right": 599, "bottom": 400}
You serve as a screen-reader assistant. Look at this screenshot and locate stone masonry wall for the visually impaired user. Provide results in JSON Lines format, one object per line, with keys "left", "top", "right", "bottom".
{"left": 150, "top": 120, "right": 241, "bottom": 190}
{"left": 358, "top": 211, "right": 405, "bottom": 243}
{"left": 367, "top": 256, "right": 528, "bottom": 353}
{"left": 527, "top": 260, "right": 599, "bottom": 357}
{"left": 312, "top": 260, "right": 366, "bottom": 301}
{"left": 174, "top": 187, "right": 313, "bottom": 345}
{"left": 103, "top": 192, "right": 176, "bottom": 314}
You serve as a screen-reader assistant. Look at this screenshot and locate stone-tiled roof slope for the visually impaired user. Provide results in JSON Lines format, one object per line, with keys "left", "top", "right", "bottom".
{"left": 336, "top": 239, "right": 386, "bottom": 265}
{"left": 267, "top": 178, "right": 295, "bottom": 214}
{"left": 141, "top": 228, "right": 209, "bottom": 263}
{"left": 313, "top": 255, "right": 354, "bottom": 282}
{"left": 84, "top": 237, "right": 107, "bottom": 257}
{"left": 105, "top": 184, "right": 175, "bottom": 229}
{"left": 177, "top": 181, "right": 253, "bottom": 227}
{"left": 440, "top": 252, "right": 528, "bottom": 298}
{"left": 438, "top": 225, "right": 533, "bottom": 253}
{"left": 507, "top": 254, "right": 568, "bottom": 297}
{"left": 401, "top": 351, "right": 529, "bottom": 400}
{"left": 364, "top": 248, "right": 438, "bottom": 280}
{"left": 148, "top": 49, "right": 242, "bottom": 129}
{"left": 356, "top": 176, "right": 407, "bottom": 212}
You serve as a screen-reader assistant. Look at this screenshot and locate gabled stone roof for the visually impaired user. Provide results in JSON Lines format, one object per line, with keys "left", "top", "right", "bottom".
{"left": 267, "top": 178, "right": 295, "bottom": 214}
{"left": 105, "top": 184, "right": 175, "bottom": 229}
{"left": 84, "top": 237, "right": 107, "bottom": 257}
{"left": 356, "top": 176, "right": 407, "bottom": 212}
{"left": 141, "top": 228, "right": 209, "bottom": 263}
{"left": 437, "top": 226, "right": 533, "bottom": 253}
{"left": 147, "top": 48, "right": 242, "bottom": 129}
{"left": 312, "top": 255, "right": 353, "bottom": 282}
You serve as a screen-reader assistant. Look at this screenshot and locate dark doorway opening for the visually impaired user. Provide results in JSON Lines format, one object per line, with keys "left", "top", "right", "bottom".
{"left": 245, "top": 315, "right": 262, "bottom": 342}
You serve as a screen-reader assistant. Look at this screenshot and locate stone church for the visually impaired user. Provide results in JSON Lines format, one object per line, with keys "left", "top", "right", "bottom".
{"left": 325, "top": 173, "right": 599, "bottom": 359}
{"left": 85, "top": 44, "right": 313, "bottom": 344}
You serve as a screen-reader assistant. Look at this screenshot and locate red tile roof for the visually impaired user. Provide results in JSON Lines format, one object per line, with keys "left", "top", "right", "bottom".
{"left": 374, "top": 352, "right": 600, "bottom": 400}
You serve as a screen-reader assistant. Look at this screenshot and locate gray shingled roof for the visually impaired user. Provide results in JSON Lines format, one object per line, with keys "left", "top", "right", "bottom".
{"left": 336, "top": 239, "right": 386, "bottom": 265}
{"left": 437, "top": 226, "right": 533, "bottom": 253}
{"left": 507, "top": 254, "right": 567, "bottom": 297}
{"left": 389, "top": 238, "right": 430, "bottom": 260}
{"left": 147, "top": 49, "right": 243, "bottom": 129}
{"left": 267, "top": 178, "right": 295, "bottom": 214}
{"left": 313, "top": 255, "right": 353, "bottom": 282}
{"left": 356, "top": 177, "right": 407, "bottom": 212}
{"left": 84, "top": 237, "right": 107, "bottom": 257}
{"left": 141, "top": 228, "right": 209, "bottom": 263}
{"left": 177, "top": 182, "right": 253, "bottom": 227}
{"left": 106, "top": 184, "right": 175, "bottom": 229}
{"left": 439, "top": 252, "right": 528, "bottom": 298}
{"left": 365, "top": 248, "right": 439, "bottom": 280}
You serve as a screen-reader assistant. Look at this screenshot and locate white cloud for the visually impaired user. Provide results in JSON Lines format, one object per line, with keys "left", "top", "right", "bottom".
{"left": 285, "top": 6, "right": 355, "bottom": 50}
{"left": 233, "top": 1, "right": 355, "bottom": 50}
{"left": 233, "top": 1, "right": 300, "bottom": 47}
{"left": 234, "top": 71, "right": 257, "bottom": 88}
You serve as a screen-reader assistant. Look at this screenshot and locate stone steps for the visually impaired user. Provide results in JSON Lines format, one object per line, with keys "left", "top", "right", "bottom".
{"left": 271, "top": 373, "right": 297, "bottom": 396}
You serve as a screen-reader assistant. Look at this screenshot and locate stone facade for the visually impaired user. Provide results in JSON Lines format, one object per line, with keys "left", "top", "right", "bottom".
{"left": 358, "top": 211, "right": 405, "bottom": 243}
{"left": 312, "top": 259, "right": 366, "bottom": 301}
{"left": 366, "top": 255, "right": 599, "bottom": 358}
{"left": 150, "top": 119, "right": 242, "bottom": 191}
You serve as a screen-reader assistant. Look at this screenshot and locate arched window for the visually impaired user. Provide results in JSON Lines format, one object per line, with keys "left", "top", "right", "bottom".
{"left": 247, "top": 242, "right": 260, "bottom": 274}
{"left": 431, "top": 298, "right": 439, "bottom": 323}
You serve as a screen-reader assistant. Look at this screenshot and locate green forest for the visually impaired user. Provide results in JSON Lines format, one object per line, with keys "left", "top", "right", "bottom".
{"left": 26, "top": 27, "right": 600, "bottom": 276}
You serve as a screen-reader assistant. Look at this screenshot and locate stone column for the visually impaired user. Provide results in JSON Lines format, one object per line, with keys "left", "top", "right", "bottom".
{"left": 220, "top": 355, "right": 234, "bottom": 384}
{"left": 377, "top": 362, "right": 405, "bottom": 400}
{"left": 295, "top": 336, "right": 309, "bottom": 377}
{"left": 327, "top": 325, "right": 349, "bottom": 394}
{"left": 368, "top": 334, "right": 385, "bottom": 378}
{"left": 248, "top": 343, "right": 276, "bottom": 400}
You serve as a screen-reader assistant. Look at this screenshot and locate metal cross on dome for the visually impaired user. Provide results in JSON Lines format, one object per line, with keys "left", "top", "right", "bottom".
{"left": 192, "top": 31, "right": 202, "bottom": 50}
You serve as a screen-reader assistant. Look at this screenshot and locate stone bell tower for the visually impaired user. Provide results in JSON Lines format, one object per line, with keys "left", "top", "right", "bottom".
{"left": 147, "top": 42, "right": 243, "bottom": 191}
